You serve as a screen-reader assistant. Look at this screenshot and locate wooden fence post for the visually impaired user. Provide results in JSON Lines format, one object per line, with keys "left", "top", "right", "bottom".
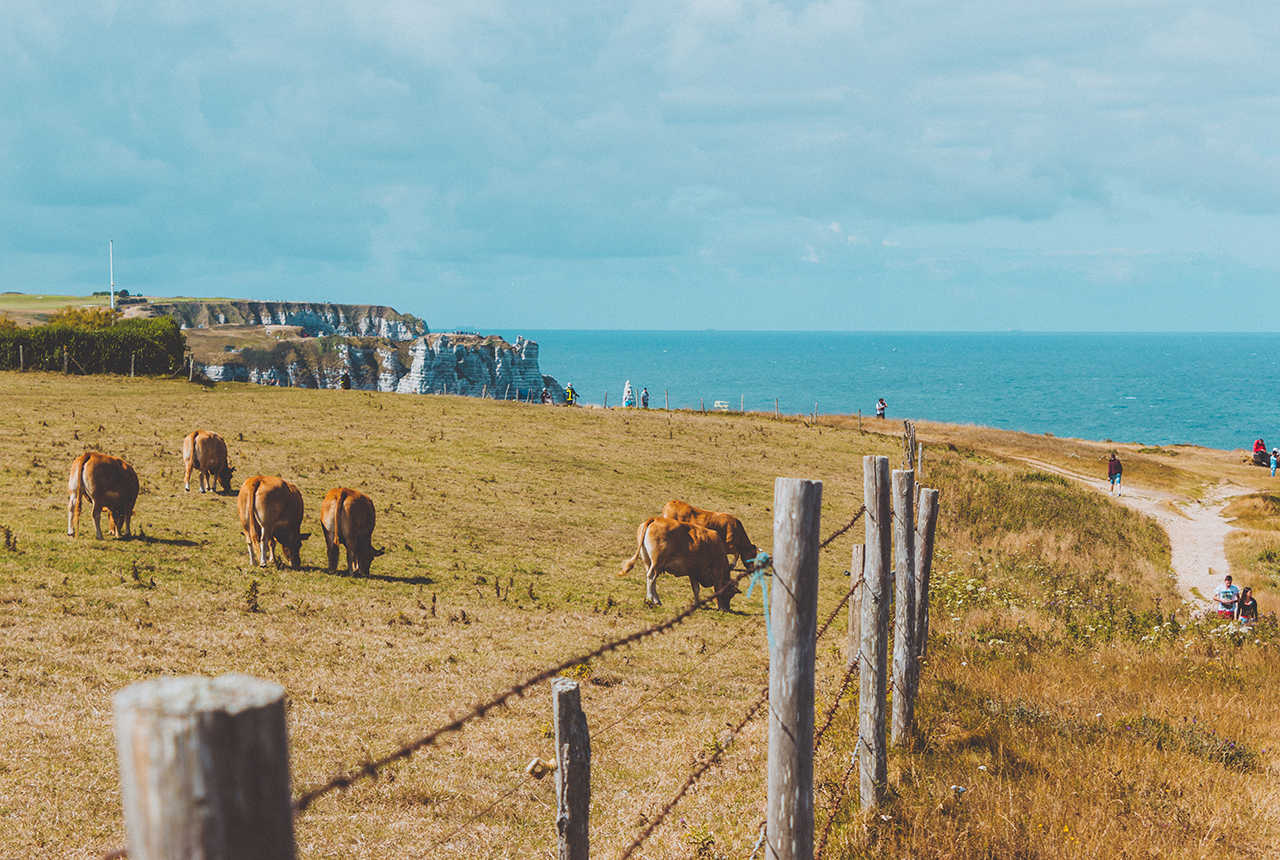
{"left": 741, "top": 393, "right": 745, "bottom": 413}
{"left": 890, "top": 469, "right": 917, "bottom": 746}
{"left": 917, "top": 442, "right": 924, "bottom": 477}
{"left": 774, "top": 398, "right": 779, "bottom": 419}
{"left": 859, "top": 455, "right": 891, "bottom": 809}
{"left": 847, "top": 544, "right": 865, "bottom": 671}
{"left": 18, "top": 344, "right": 23, "bottom": 371}
{"left": 858, "top": 410, "right": 862, "bottom": 433}
{"left": 481, "top": 384, "right": 487, "bottom": 399}
{"left": 188, "top": 356, "right": 195, "bottom": 382}
{"left": 113, "top": 674, "right": 295, "bottom": 860}
{"left": 505, "top": 384, "right": 511, "bottom": 400}
{"left": 664, "top": 389, "right": 669, "bottom": 410}
{"left": 553, "top": 677, "right": 590, "bottom": 860}
{"left": 63, "top": 346, "right": 69, "bottom": 374}
{"left": 766, "top": 477, "right": 822, "bottom": 860}
{"left": 603, "top": 392, "right": 608, "bottom": 408}
{"left": 914, "top": 488, "right": 940, "bottom": 663}
{"left": 131, "top": 352, "right": 136, "bottom": 377}
{"left": 700, "top": 398, "right": 705, "bottom": 413}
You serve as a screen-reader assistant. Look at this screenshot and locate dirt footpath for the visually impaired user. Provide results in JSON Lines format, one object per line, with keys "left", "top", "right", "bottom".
{"left": 1017, "top": 457, "right": 1248, "bottom": 605}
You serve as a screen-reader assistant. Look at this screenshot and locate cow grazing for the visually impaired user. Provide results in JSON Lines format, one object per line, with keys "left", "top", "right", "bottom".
{"left": 320, "top": 487, "right": 381, "bottom": 577}
{"left": 67, "top": 452, "right": 139, "bottom": 539}
{"left": 618, "top": 517, "right": 737, "bottom": 610}
{"left": 237, "top": 476, "right": 308, "bottom": 568}
{"left": 660, "top": 500, "right": 759, "bottom": 569}
{"left": 182, "top": 430, "right": 235, "bottom": 494}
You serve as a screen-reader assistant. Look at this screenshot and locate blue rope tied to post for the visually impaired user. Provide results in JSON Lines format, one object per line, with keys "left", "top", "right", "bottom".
{"left": 743, "top": 552, "right": 773, "bottom": 651}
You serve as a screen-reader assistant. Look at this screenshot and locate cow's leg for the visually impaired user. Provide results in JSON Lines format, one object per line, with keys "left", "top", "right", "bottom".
{"left": 200, "top": 470, "right": 209, "bottom": 494}
{"left": 345, "top": 541, "right": 356, "bottom": 575}
{"left": 183, "top": 460, "right": 193, "bottom": 492}
{"left": 67, "top": 493, "right": 78, "bottom": 537}
{"left": 92, "top": 503, "right": 105, "bottom": 540}
{"left": 690, "top": 578, "right": 701, "bottom": 604}
{"left": 259, "top": 524, "right": 274, "bottom": 567}
{"left": 244, "top": 530, "right": 257, "bottom": 566}
{"left": 644, "top": 562, "right": 662, "bottom": 606}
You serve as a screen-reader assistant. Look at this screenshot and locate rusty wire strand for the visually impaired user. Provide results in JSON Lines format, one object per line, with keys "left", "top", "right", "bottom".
{"left": 815, "top": 754, "right": 860, "bottom": 859}
{"left": 290, "top": 568, "right": 759, "bottom": 815}
{"left": 813, "top": 660, "right": 859, "bottom": 754}
{"left": 817, "top": 506, "right": 866, "bottom": 552}
{"left": 619, "top": 685, "right": 769, "bottom": 860}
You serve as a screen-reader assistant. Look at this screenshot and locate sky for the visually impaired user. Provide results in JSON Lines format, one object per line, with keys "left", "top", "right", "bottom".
{"left": 2, "top": 1, "right": 1279, "bottom": 330}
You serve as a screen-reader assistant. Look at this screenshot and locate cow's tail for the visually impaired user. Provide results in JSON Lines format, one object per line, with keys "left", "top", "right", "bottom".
{"left": 618, "top": 518, "right": 654, "bottom": 577}
{"left": 67, "top": 454, "right": 88, "bottom": 534}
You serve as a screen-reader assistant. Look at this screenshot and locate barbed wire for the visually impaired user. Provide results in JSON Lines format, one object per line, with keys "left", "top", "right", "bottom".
{"left": 815, "top": 754, "right": 860, "bottom": 859}
{"left": 813, "top": 661, "right": 859, "bottom": 754}
{"left": 291, "top": 569, "right": 757, "bottom": 815}
{"left": 618, "top": 685, "right": 769, "bottom": 860}
{"left": 818, "top": 506, "right": 866, "bottom": 552}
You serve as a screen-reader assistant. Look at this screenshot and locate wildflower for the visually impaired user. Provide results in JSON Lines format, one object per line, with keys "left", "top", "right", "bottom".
{"left": 977, "top": 765, "right": 988, "bottom": 772}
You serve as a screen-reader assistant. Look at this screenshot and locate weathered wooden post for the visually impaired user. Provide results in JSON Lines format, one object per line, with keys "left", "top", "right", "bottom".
{"left": 847, "top": 544, "right": 865, "bottom": 670}
{"left": 914, "top": 488, "right": 940, "bottom": 663}
{"left": 890, "top": 469, "right": 917, "bottom": 746}
{"left": 481, "top": 384, "right": 488, "bottom": 399}
{"left": 857, "top": 410, "right": 862, "bottom": 433}
{"left": 131, "top": 352, "right": 136, "bottom": 378}
{"left": 18, "top": 344, "right": 23, "bottom": 371}
{"left": 603, "top": 391, "right": 608, "bottom": 408}
{"left": 774, "top": 398, "right": 780, "bottom": 419}
{"left": 917, "top": 442, "right": 925, "bottom": 477}
{"left": 113, "top": 674, "right": 295, "bottom": 860}
{"left": 63, "top": 346, "right": 69, "bottom": 374}
{"left": 504, "top": 384, "right": 511, "bottom": 400}
{"left": 188, "top": 355, "right": 195, "bottom": 382}
{"left": 552, "top": 677, "right": 590, "bottom": 860}
{"left": 700, "top": 398, "right": 705, "bottom": 413}
{"left": 859, "top": 455, "right": 891, "bottom": 809}
{"left": 741, "top": 393, "right": 745, "bottom": 413}
{"left": 766, "top": 477, "right": 822, "bottom": 860}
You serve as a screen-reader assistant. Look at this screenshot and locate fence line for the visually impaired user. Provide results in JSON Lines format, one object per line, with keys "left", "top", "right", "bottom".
{"left": 815, "top": 754, "right": 859, "bottom": 859}
{"left": 99, "top": 497, "right": 897, "bottom": 859}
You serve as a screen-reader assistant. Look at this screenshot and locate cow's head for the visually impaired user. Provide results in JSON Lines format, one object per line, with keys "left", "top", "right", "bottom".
{"left": 712, "top": 558, "right": 738, "bottom": 611}
{"left": 218, "top": 465, "right": 236, "bottom": 494}
{"left": 281, "top": 531, "right": 311, "bottom": 569}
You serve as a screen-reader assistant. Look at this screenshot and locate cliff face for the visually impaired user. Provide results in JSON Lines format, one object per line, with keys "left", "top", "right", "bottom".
{"left": 147, "top": 300, "right": 427, "bottom": 341}
{"left": 201, "top": 333, "right": 563, "bottom": 402}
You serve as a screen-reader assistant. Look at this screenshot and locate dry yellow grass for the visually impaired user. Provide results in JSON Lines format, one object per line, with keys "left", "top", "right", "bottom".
{"left": 1, "top": 372, "right": 1278, "bottom": 859}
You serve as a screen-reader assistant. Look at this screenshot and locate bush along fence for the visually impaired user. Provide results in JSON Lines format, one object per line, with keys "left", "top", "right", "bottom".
{"left": 101, "top": 455, "right": 940, "bottom": 860}
{"left": 0, "top": 317, "right": 185, "bottom": 376}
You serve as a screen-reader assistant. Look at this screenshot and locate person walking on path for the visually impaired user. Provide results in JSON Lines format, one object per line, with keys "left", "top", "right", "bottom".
{"left": 1107, "top": 452, "right": 1123, "bottom": 495}
{"left": 1238, "top": 586, "right": 1259, "bottom": 625}
{"left": 875, "top": 398, "right": 887, "bottom": 419}
{"left": 1270, "top": 448, "right": 1277, "bottom": 477}
{"left": 1214, "top": 574, "right": 1240, "bottom": 618}
{"left": 622, "top": 379, "right": 636, "bottom": 408}
{"left": 640, "top": 387, "right": 649, "bottom": 409}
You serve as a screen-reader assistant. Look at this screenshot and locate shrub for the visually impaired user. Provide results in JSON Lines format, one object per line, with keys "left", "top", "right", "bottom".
{"left": 46, "top": 306, "right": 122, "bottom": 328}
{"left": 0, "top": 316, "right": 185, "bottom": 375}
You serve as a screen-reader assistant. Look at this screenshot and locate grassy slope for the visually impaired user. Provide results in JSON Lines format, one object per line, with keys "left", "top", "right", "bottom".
{"left": 1, "top": 373, "right": 1278, "bottom": 858}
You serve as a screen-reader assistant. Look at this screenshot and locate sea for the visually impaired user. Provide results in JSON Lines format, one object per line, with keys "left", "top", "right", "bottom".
{"left": 500, "top": 331, "right": 1280, "bottom": 452}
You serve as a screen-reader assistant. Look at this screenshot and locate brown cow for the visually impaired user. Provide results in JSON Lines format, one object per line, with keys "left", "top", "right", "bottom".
{"left": 182, "top": 430, "right": 235, "bottom": 494}
{"left": 67, "top": 452, "right": 139, "bottom": 539}
{"left": 237, "top": 476, "right": 308, "bottom": 568}
{"left": 320, "top": 487, "right": 382, "bottom": 577}
{"left": 618, "top": 517, "right": 737, "bottom": 610}
{"left": 661, "top": 500, "right": 759, "bottom": 569}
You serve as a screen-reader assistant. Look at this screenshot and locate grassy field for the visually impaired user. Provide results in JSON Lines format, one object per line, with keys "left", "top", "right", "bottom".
{"left": 2, "top": 373, "right": 1279, "bottom": 858}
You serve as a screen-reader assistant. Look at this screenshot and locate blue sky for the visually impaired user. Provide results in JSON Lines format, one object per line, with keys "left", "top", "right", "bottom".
{"left": 2, "top": 1, "right": 1278, "bottom": 330}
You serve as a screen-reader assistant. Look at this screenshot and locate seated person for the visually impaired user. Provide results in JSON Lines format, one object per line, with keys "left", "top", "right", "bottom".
{"left": 1238, "top": 586, "right": 1259, "bottom": 625}
{"left": 1214, "top": 574, "right": 1240, "bottom": 618}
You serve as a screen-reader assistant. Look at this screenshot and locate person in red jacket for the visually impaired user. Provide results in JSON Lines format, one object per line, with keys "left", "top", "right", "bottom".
{"left": 1107, "top": 453, "right": 1123, "bottom": 495}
